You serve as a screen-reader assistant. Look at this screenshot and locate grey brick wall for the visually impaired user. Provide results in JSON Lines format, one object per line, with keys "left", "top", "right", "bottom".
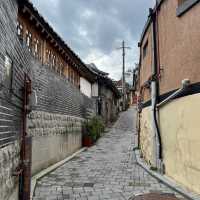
{"left": 30, "top": 59, "right": 95, "bottom": 118}
{"left": 0, "top": 0, "right": 96, "bottom": 199}
{"left": 0, "top": 0, "right": 31, "bottom": 146}
{"left": 28, "top": 46, "right": 96, "bottom": 177}
{"left": 0, "top": 0, "right": 32, "bottom": 199}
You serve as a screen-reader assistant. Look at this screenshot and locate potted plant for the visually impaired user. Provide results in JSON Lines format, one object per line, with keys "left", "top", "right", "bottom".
{"left": 82, "top": 121, "right": 93, "bottom": 147}
{"left": 82, "top": 116, "right": 105, "bottom": 147}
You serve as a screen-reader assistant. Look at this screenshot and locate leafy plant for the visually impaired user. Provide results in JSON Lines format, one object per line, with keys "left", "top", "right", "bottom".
{"left": 83, "top": 116, "right": 105, "bottom": 142}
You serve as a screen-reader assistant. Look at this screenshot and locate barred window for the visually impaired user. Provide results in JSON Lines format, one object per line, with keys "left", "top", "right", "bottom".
{"left": 46, "top": 49, "right": 51, "bottom": 66}
{"left": 52, "top": 55, "right": 56, "bottom": 69}
{"left": 25, "top": 30, "right": 32, "bottom": 51}
{"left": 17, "top": 22, "right": 23, "bottom": 38}
{"left": 33, "top": 38, "right": 40, "bottom": 57}
{"left": 59, "top": 62, "right": 63, "bottom": 75}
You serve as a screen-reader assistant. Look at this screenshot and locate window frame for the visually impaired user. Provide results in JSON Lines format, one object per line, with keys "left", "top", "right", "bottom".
{"left": 17, "top": 22, "right": 23, "bottom": 38}
{"left": 25, "top": 30, "right": 32, "bottom": 51}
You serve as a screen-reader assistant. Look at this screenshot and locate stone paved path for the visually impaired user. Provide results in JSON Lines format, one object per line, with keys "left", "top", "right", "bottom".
{"left": 33, "top": 107, "right": 184, "bottom": 200}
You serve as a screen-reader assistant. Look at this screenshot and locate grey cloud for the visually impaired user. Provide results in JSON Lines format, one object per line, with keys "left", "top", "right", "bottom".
{"left": 31, "top": 0, "right": 155, "bottom": 78}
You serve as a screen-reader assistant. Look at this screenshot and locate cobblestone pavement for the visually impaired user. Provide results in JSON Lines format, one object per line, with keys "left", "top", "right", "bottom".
{"left": 33, "top": 107, "right": 184, "bottom": 200}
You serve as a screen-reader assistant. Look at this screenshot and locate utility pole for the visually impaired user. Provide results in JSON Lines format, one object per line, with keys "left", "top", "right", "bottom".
{"left": 117, "top": 41, "right": 131, "bottom": 111}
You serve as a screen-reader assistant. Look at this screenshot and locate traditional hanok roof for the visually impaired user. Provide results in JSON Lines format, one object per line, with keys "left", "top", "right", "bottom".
{"left": 87, "top": 63, "right": 121, "bottom": 98}
{"left": 86, "top": 63, "right": 109, "bottom": 77}
{"left": 18, "top": 0, "right": 97, "bottom": 82}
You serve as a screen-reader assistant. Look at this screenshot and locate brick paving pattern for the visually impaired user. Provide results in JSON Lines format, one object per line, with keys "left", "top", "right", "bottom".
{"left": 33, "top": 107, "right": 184, "bottom": 200}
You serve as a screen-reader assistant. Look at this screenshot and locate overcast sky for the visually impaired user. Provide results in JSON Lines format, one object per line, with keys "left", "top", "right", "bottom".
{"left": 31, "top": 0, "right": 155, "bottom": 80}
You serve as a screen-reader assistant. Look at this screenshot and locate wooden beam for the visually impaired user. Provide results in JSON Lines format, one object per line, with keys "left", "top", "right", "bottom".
{"left": 54, "top": 43, "right": 58, "bottom": 48}
{"left": 29, "top": 15, "right": 34, "bottom": 21}
{"left": 50, "top": 38, "right": 54, "bottom": 43}
{"left": 46, "top": 34, "right": 50, "bottom": 39}
{"left": 22, "top": 7, "right": 27, "bottom": 13}
{"left": 36, "top": 22, "right": 40, "bottom": 28}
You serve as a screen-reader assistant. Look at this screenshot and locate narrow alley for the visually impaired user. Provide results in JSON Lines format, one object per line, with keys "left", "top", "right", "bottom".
{"left": 33, "top": 108, "right": 183, "bottom": 200}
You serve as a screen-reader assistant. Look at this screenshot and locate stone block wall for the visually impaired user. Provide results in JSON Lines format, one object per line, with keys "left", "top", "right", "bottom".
{"left": 28, "top": 61, "right": 95, "bottom": 175}
{"left": 0, "top": 141, "right": 20, "bottom": 200}
{"left": 28, "top": 111, "right": 84, "bottom": 175}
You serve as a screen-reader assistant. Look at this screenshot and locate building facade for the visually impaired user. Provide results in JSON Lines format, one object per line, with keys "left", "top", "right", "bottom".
{"left": 87, "top": 64, "right": 121, "bottom": 124}
{"left": 137, "top": 0, "right": 200, "bottom": 195}
{"left": 0, "top": 0, "right": 36, "bottom": 199}
{"left": 114, "top": 79, "right": 131, "bottom": 111}
{"left": 0, "top": 0, "right": 97, "bottom": 199}
{"left": 17, "top": 1, "right": 96, "bottom": 89}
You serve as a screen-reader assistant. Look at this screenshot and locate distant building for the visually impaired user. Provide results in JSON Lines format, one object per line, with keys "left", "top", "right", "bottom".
{"left": 114, "top": 79, "right": 131, "bottom": 111}
{"left": 87, "top": 64, "right": 121, "bottom": 124}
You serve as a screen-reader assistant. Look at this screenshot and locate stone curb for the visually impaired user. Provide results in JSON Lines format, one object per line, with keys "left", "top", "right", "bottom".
{"left": 134, "top": 149, "right": 200, "bottom": 200}
{"left": 31, "top": 147, "right": 87, "bottom": 200}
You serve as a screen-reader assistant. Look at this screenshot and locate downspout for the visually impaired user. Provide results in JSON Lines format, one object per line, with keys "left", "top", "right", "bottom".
{"left": 157, "top": 79, "right": 190, "bottom": 108}
{"left": 149, "top": 8, "right": 163, "bottom": 169}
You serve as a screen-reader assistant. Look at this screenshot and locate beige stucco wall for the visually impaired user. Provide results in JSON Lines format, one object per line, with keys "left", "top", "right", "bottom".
{"left": 140, "top": 106, "right": 154, "bottom": 165}
{"left": 159, "top": 93, "right": 200, "bottom": 194}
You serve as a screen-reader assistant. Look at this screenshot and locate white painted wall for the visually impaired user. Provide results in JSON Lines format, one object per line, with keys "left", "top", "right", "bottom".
{"left": 92, "top": 83, "right": 99, "bottom": 97}
{"left": 80, "top": 77, "right": 92, "bottom": 98}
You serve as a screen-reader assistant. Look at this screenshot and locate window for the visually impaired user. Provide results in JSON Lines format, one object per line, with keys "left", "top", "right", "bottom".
{"left": 68, "top": 67, "right": 71, "bottom": 82}
{"left": 4, "top": 55, "right": 13, "bottom": 90}
{"left": 46, "top": 49, "right": 50, "bottom": 66}
{"left": 52, "top": 55, "right": 56, "bottom": 69}
{"left": 59, "top": 62, "right": 63, "bottom": 75}
{"left": 71, "top": 69, "right": 74, "bottom": 83}
{"left": 17, "top": 22, "right": 23, "bottom": 38}
{"left": 143, "top": 40, "right": 148, "bottom": 59}
{"left": 60, "top": 66, "right": 64, "bottom": 77}
{"left": 55, "top": 58, "right": 59, "bottom": 74}
{"left": 177, "top": 0, "right": 200, "bottom": 16}
{"left": 25, "top": 30, "right": 32, "bottom": 51}
{"left": 33, "top": 38, "right": 40, "bottom": 58}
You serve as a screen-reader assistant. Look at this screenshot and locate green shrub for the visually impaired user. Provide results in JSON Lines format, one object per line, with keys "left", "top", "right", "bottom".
{"left": 83, "top": 116, "right": 105, "bottom": 142}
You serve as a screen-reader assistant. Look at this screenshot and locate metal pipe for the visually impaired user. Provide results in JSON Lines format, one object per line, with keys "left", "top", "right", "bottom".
{"left": 19, "top": 74, "right": 32, "bottom": 200}
{"left": 157, "top": 79, "right": 190, "bottom": 108}
{"left": 150, "top": 7, "right": 163, "bottom": 166}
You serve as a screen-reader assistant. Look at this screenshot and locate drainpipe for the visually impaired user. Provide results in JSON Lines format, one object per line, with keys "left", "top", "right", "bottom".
{"left": 19, "top": 74, "right": 32, "bottom": 200}
{"left": 149, "top": 8, "right": 162, "bottom": 169}
{"left": 157, "top": 79, "right": 190, "bottom": 108}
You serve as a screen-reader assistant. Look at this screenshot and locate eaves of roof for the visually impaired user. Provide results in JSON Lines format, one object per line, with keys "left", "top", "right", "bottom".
{"left": 138, "top": 0, "right": 164, "bottom": 46}
{"left": 18, "top": 0, "right": 97, "bottom": 82}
